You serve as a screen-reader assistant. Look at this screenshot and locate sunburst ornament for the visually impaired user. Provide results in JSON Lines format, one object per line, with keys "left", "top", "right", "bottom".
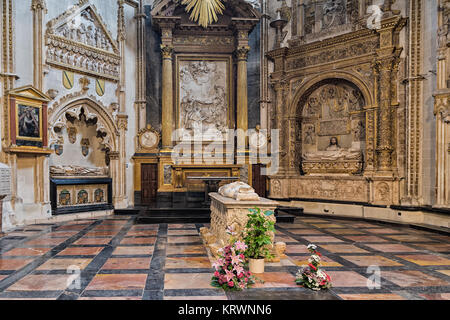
{"left": 181, "top": 0, "right": 226, "bottom": 28}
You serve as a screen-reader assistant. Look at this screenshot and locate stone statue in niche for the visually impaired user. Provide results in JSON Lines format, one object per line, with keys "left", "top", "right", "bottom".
{"left": 303, "top": 136, "right": 362, "bottom": 161}
{"left": 304, "top": 124, "right": 316, "bottom": 145}
{"left": 352, "top": 120, "right": 365, "bottom": 141}
{"left": 304, "top": 97, "right": 320, "bottom": 117}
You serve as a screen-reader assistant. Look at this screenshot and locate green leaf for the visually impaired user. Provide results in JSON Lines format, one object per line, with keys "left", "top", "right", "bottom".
{"left": 264, "top": 210, "right": 274, "bottom": 216}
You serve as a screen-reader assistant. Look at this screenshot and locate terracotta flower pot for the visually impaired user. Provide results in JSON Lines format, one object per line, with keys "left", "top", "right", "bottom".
{"left": 249, "top": 258, "right": 265, "bottom": 274}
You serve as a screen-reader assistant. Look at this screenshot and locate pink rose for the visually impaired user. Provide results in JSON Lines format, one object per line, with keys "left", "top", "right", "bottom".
{"left": 228, "top": 281, "right": 234, "bottom": 287}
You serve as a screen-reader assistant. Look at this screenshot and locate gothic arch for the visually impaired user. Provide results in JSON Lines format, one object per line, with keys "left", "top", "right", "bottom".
{"left": 289, "top": 71, "right": 374, "bottom": 118}
{"left": 49, "top": 98, "right": 119, "bottom": 152}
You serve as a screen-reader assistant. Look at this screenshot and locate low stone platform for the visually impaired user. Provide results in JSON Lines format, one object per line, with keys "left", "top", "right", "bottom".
{"left": 200, "top": 192, "right": 286, "bottom": 261}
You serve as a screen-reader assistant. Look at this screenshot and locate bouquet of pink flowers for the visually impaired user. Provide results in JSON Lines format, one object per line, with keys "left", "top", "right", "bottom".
{"left": 210, "top": 239, "right": 255, "bottom": 291}
{"left": 295, "top": 244, "right": 332, "bottom": 291}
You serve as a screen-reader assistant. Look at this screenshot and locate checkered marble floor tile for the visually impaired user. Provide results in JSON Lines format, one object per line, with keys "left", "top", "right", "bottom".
{"left": 0, "top": 215, "right": 448, "bottom": 300}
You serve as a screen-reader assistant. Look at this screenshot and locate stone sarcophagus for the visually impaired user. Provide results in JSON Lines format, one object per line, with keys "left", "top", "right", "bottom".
{"left": 200, "top": 191, "right": 286, "bottom": 262}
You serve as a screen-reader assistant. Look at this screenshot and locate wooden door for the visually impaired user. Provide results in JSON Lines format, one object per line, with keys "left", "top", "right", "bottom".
{"left": 141, "top": 164, "right": 158, "bottom": 205}
{"left": 252, "top": 164, "right": 267, "bottom": 198}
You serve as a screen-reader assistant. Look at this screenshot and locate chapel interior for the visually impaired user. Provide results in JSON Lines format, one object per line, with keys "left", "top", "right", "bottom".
{"left": 0, "top": 0, "right": 448, "bottom": 301}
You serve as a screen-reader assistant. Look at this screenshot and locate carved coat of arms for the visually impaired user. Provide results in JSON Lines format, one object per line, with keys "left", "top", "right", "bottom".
{"left": 54, "top": 144, "right": 63, "bottom": 156}
{"left": 68, "top": 127, "right": 77, "bottom": 144}
{"left": 81, "top": 138, "right": 90, "bottom": 157}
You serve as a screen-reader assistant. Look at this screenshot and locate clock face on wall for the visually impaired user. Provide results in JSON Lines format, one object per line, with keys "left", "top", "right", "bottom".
{"left": 249, "top": 131, "right": 268, "bottom": 149}
{"left": 139, "top": 131, "right": 159, "bottom": 150}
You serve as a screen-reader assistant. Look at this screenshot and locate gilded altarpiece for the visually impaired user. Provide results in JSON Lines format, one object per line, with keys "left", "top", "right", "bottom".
{"left": 268, "top": 15, "right": 406, "bottom": 206}
{"left": 140, "top": 0, "right": 260, "bottom": 197}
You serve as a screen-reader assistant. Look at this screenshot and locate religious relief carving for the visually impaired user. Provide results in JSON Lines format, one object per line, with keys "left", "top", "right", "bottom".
{"left": 300, "top": 0, "right": 360, "bottom": 42}
{"left": 322, "top": 0, "right": 347, "bottom": 30}
{"left": 293, "top": 178, "right": 368, "bottom": 202}
{"left": 300, "top": 80, "right": 366, "bottom": 175}
{"left": 303, "top": 136, "right": 362, "bottom": 161}
{"left": 375, "top": 182, "right": 390, "bottom": 203}
{"left": 45, "top": 4, "right": 120, "bottom": 81}
{"left": 178, "top": 60, "right": 229, "bottom": 139}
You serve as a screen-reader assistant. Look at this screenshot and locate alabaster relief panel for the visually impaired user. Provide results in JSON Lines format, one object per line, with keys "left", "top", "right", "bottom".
{"left": 300, "top": 80, "right": 366, "bottom": 174}
{"left": 45, "top": 5, "right": 120, "bottom": 80}
{"left": 177, "top": 58, "right": 230, "bottom": 141}
{"left": 301, "top": 0, "right": 359, "bottom": 42}
{"left": 291, "top": 178, "right": 368, "bottom": 202}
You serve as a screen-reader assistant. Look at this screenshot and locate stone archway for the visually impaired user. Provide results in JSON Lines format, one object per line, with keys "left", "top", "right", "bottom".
{"left": 48, "top": 98, "right": 127, "bottom": 209}
{"left": 291, "top": 76, "right": 370, "bottom": 175}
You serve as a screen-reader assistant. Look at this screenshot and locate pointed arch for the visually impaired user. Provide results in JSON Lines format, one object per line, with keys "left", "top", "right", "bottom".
{"left": 49, "top": 98, "right": 119, "bottom": 152}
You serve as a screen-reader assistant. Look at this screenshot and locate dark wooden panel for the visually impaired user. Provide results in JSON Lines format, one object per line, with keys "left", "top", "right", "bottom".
{"left": 252, "top": 164, "right": 267, "bottom": 198}
{"left": 141, "top": 164, "right": 158, "bottom": 205}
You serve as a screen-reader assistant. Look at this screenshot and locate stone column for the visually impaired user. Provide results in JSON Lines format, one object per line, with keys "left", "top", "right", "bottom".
{"left": 236, "top": 45, "right": 250, "bottom": 151}
{"left": 273, "top": 81, "right": 289, "bottom": 175}
{"left": 135, "top": 0, "right": 147, "bottom": 131}
{"left": 298, "top": 0, "right": 305, "bottom": 38}
{"left": 375, "top": 55, "right": 396, "bottom": 172}
{"left": 161, "top": 44, "right": 174, "bottom": 150}
{"left": 116, "top": 114, "right": 128, "bottom": 208}
{"left": 31, "top": 0, "right": 46, "bottom": 91}
{"left": 109, "top": 151, "right": 121, "bottom": 208}
{"left": 434, "top": 97, "right": 450, "bottom": 207}
{"left": 117, "top": 0, "right": 127, "bottom": 115}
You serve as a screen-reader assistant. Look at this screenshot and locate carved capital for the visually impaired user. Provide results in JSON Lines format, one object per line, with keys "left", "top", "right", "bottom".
{"left": 31, "top": 0, "right": 46, "bottom": 11}
{"left": 117, "top": 114, "right": 128, "bottom": 131}
{"left": 108, "top": 151, "right": 120, "bottom": 160}
{"left": 161, "top": 44, "right": 174, "bottom": 59}
{"left": 235, "top": 46, "right": 250, "bottom": 61}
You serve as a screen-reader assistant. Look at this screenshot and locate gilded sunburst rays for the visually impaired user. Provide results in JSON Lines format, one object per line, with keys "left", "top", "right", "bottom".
{"left": 181, "top": 0, "right": 226, "bottom": 28}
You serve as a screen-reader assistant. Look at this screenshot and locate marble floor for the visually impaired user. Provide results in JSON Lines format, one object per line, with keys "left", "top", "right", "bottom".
{"left": 0, "top": 215, "right": 449, "bottom": 300}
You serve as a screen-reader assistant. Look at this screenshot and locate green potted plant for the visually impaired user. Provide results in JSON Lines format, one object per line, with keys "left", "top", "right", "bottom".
{"left": 243, "top": 207, "right": 275, "bottom": 274}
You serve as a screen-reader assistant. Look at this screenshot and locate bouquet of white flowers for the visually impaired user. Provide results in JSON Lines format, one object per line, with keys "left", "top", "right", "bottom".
{"left": 295, "top": 244, "right": 332, "bottom": 291}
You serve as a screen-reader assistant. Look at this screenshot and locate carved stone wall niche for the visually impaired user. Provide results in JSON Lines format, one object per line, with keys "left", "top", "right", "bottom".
{"left": 295, "top": 78, "right": 367, "bottom": 175}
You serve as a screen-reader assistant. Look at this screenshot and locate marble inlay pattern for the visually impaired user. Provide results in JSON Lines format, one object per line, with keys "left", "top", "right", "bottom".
{"left": 0, "top": 215, "right": 448, "bottom": 300}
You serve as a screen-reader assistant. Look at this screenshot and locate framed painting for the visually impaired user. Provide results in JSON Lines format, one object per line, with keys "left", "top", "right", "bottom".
{"left": 15, "top": 102, "right": 43, "bottom": 147}
{"left": 6, "top": 85, "right": 51, "bottom": 154}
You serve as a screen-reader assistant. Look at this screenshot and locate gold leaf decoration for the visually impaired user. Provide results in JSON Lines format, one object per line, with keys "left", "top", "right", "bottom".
{"left": 181, "top": 0, "right": 226, "bottom": 28}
